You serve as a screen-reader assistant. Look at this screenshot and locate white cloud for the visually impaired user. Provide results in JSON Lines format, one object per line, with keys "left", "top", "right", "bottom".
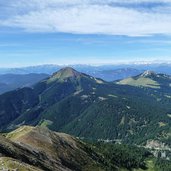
{"left": 1, "top": 0, "right": 171, "bottom": 36}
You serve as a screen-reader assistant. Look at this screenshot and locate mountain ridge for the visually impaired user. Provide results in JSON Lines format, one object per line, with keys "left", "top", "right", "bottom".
{"left": 49, "top": 67, "right": 82, "bottom": 82}
{"left": 0, "top": 126, "right": 110, "bottom": 171}
{"left": 0, "top": 68, "right": 171, "bottom": 147}
{"left": 117, "top": 70, "right": 171, "bottom": 89}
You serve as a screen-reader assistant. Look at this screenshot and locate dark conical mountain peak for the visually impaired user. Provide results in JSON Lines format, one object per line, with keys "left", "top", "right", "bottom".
{"left": 48, "top": 67, "right": 82, "bottom": 82}
{"left": 140, "top": 70, "right": 157, "bottom": 78}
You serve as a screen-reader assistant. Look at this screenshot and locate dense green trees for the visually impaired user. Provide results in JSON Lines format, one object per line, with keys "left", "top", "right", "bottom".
{"left": 91, "top": 142, "right": 151, "bottom": 170}
{"left": 155, "top": 159, "right": 171, "bottom": 171}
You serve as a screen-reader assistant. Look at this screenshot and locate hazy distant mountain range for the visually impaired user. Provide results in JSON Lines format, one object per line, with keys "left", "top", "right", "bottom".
{"left": 0, "top": 73, "right": 49, "bottom": 94}
{"left": 1, "top": 62, "right": 171, "bottom": 75}
{"left": 1, "top": 62, "right": 171, "bottom": 79}
{"left": 1, "top": 63, "right": 171, "bottom": 94}
{"left": 0, "top": 64, "right": 141, "bottom": 94}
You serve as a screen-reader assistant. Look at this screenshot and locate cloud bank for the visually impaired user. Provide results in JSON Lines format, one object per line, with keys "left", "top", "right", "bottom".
{"left": 1, "top": 0, "right": 171, "bottom": 36}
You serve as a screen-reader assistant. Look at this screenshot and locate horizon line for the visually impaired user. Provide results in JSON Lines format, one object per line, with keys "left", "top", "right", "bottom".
{"left": 1, "top": 60, "right": 171, "bottom": 69}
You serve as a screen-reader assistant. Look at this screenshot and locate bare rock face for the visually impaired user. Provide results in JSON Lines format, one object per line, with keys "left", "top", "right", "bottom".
{"left": 141, "top": 70, "right": 157, "bottom": 78}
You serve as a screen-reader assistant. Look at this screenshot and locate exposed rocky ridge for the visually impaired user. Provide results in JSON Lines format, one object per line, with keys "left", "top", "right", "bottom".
{"left": 0, "top": 126, "right": 108, "bottom": 171}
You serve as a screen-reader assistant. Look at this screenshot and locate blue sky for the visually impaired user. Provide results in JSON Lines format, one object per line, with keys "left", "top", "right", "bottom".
{"left": 0, "top": 0, "right": 171, "bottom": 67}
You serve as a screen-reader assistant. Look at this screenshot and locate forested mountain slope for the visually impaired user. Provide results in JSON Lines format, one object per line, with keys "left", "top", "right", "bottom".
{"left": 0, "top": 68, "right": 171, "bottom": 146}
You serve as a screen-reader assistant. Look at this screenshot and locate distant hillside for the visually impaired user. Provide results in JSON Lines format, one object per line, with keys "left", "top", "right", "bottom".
{"left": 89, "top": 68, "right": 142, "bottom": 81}
{"left": 0, "top": 65, "right": 142, "bottom": 81}
{"left": 0, "top": 73, "right": 49, "bottom": 94}
{"left": 2, "top": 63, "right": 171, "bottom": 80}
{"left": 117, "top": 70, "right": 171, "bottom": 89}
{"left": 0, "top": 68, "right": 171, "bottom": 148}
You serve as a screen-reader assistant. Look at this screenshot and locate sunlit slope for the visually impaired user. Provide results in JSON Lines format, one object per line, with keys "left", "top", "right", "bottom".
{"left": 1, "top": 126, "right": 110, "bottom": 171}
{"left": 117, "top": 70, "right": 171, "bottom": 89}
